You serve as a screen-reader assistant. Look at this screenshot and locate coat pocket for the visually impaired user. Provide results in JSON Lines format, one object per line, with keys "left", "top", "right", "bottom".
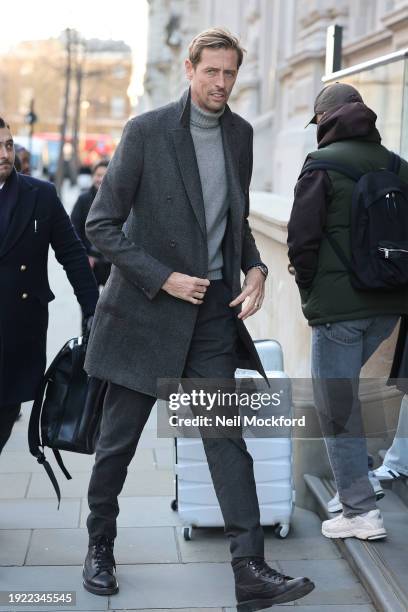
{"left": 34, "top": 289, "right": 56, "bottom": 306}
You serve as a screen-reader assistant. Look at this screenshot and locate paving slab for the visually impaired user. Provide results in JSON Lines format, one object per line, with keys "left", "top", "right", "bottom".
{"left": 110, "top": 563, "right": 236, "bottom": 609}
{"left": 0, "top": 530, "right": 31, "bottom": 566}
{"left": 0, "top": 451, "right": 48, "bottom": 473}
{"left": 0, "top": 447, "right": 155, "bottom": 475}
{"left": 26, "top": 527, "right": 178, "bottom": 565}
{"left": 139, "top": 435, "right": 173, "bottom": 450}
{"left": 265, "top": 507, "right": 341, "bottom": 561}
{"left": 225, "top": 607, "right": 375, "bottom": 611}
{"left": 176, "top": 508, "right": 340, "bottom": 563}
{"left": 277, "top": 559, "right": 372, "bottom": 606}
{"left": 27, "top": 469, "right": 174, "bottom": 498}
{"left": 1, "top": 499, "right": 81, "bottom": 529}
{"left": 0, "top": 473, "right": 30, "bottom": 498}
{"left": 2, "top": 428, "right": 29, "bottom": 451}
{"left": 52, "top": 447, "right": 155, "bottom": 473}
{"left": 154, "top": 446, "right": 174, "bottom": 470}
{"left": 80, "top": 497, "right": 182, "bottom": 528}
{"left": 177, "top": 527, "right": 229, "bottom": 563}
{"left": 0, "top": 565, "right": 107, "bottom": 611}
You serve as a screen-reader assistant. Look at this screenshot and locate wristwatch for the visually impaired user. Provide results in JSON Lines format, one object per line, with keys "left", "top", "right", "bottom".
{"left": 248, "top": 263, "right": 268, "bottom": 279}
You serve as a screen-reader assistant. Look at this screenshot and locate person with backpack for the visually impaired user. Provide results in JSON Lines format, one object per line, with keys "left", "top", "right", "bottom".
{"left": 288, "top": 82, "right": 408, "bottom": 541}
{"left": 0, "top": 116, "right": 99, "bottom": 455}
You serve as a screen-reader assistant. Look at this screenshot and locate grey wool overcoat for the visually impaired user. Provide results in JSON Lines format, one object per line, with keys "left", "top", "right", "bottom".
{"left": 84, "top": 90, "right": 266, "bottom": 397}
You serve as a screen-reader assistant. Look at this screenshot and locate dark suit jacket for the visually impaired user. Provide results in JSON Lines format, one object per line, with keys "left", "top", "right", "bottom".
{"left": 84, "top": 90, "right": 265, "bottom": 397}
{"left": 0, "top": 174, "right": 99, "bottom": 405}
{"left": 71, "top": 186, "right": 97, "bottom": 255}
{"left": 71, "top": 187, "right": 111, "bottom": 285}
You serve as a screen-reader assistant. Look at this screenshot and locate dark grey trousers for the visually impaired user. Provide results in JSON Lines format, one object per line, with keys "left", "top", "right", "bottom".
{"left": 86, "top": 280, "right": 264, "bottom": 559}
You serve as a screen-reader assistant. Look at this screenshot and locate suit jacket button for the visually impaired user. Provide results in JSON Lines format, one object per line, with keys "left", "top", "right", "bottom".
{"left": 170, "top": 241, "right": 176, "bottom": 248}
{"left": 22, "top": 293, "right": 28, "bottom": 299}
{"left": 20, "top": 264, "right": 27, "bottom": 271}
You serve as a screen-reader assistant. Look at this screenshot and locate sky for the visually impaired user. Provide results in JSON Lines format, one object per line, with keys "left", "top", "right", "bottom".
{"left": 1, "top": 0, "right": 149, "bottom": 99}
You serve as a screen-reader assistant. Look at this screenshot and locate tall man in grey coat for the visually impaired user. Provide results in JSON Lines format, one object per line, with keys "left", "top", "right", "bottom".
{"left": 82, "top": 28, "right": 313, "bottom": 611}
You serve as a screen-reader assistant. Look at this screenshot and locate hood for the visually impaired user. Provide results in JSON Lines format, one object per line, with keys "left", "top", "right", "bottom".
{"left": 317, "top": 102, "right": 381, "bottom": 149}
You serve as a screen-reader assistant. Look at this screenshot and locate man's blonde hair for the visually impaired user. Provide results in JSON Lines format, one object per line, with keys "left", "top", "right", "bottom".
{"left": 188, "top": 27, "right": 245, "bottom": 69}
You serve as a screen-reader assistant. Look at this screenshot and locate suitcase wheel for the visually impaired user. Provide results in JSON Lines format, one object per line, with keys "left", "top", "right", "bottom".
{"left": 171, "top": 499, "right": 178, "bottom": 511}
{"left": 182, "top": 526, "right": 193, "bottom": 541}
{"left": 273, "top": 523, "right": 290, "bottom": 539}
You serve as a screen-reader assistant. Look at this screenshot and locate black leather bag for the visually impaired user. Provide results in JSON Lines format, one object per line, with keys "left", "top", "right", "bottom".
{"left": 28, "top": 337, "right": 107, "bottom": 506}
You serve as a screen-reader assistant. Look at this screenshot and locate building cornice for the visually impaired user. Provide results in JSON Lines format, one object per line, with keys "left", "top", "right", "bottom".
{"left": 342, "top": 29, "right": 393, "bottom": 58}
{"left": 279, "top": 49, "right": 325, "bottom": 78}
{"left": 382, "top": 5, "right": 408, "bottom": 32}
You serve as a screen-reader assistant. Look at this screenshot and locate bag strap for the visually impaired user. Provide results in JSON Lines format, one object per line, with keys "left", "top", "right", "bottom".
{"left": 299, "top": 154, "right": 402, "bottom": 278}
{"left": 53, "top": 449, "right": 73, "bottom": 480}
{"left": 299, "top": 160, "right": 363, "bottom": 182}
{"left": 28, "top": 338, "right": 76, "bottom": 507}
{"left": 324, "top": 231, "right": 354, "bottom": 276}
{"left": 299, "top": 160, "right": 361, "bottom": 274}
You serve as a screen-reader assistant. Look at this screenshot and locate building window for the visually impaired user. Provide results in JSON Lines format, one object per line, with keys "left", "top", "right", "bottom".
{"left": 111, "top": 96, "right": 125, "bottom": 118}
{"left": 113, "top": 66, "right": 126, "bottom": 79}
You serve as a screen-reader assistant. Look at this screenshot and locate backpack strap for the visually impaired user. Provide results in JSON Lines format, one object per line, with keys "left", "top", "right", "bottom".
{"left": 388, "top": 152, "right": 401, "bottom": 174}
{"left": 299, "top": 160, "right": 363, "bottom": 182}
{"left": 323, "top": 232, "right": 354, "bottom": 277}
{"left": 28, "top": 339, "right": 75, "bottom": 508}
{"left": 299, "top": 160, "right": 362, "bottom": 277}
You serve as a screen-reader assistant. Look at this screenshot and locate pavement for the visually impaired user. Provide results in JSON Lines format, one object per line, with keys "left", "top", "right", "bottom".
{"left": 0, "top": 182, "right": 375, "bottom": 611}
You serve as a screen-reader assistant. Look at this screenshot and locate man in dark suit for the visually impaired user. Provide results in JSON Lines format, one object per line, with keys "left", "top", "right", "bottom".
{"left": 0, "top": 116, "right": 99, "bottom": 454}
{"left": 83, "top": 28, "right": 314, "bottom": 609}
{"left": 71, "top": 160, "right": 111, "bottom": 287}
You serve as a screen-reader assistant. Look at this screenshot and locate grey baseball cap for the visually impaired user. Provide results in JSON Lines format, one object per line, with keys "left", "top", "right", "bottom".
{"left": 305, "top": 82, "right": 364, "bottom": 127}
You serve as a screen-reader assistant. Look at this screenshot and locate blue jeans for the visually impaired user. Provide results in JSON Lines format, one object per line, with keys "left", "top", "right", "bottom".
{"left": 311, "top": 315, "right": 399, "bottom": 516}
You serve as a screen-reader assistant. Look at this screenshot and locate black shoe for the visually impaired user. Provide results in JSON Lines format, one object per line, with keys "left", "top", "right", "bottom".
{"left": 233, "top": 557, "right": 314, "bottom": 611}
{"left": 82, "top": 536, "right": 119, "bottom": 596}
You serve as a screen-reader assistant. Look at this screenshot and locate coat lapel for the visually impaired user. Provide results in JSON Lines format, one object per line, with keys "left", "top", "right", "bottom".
{"left": 220, "top": 107, "right": 245, "bottom": 240}
{"left": 0, "top": 175, "right": 38, "bottom": 259}
{"left": 170, "top": 127, "right": 207, "bottom": 237}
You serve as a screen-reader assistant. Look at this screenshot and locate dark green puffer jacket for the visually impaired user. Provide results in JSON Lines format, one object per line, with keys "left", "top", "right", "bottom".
{"left": 297, "top": 103, "right": 408, "bottom": 325}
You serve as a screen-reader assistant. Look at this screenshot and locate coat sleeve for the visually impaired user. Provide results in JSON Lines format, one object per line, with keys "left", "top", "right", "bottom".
{"left": 241, "top": 126, "right": 263, "bottom": 274}
{"left": 85, "top": 119, "right": 174, "bottom": 300}
{"left": 287, "top": 167, "right": 332, "bottom": 289}
{"left": 49, "top": 186, "right": 99, "bottom": 317}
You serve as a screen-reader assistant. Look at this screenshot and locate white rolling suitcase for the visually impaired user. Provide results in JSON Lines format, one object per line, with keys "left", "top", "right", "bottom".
{"left": 171, "top": 339, "right": 294, "bottom": 541}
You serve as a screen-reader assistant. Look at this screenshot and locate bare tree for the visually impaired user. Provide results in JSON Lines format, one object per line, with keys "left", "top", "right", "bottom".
{"left": 70, "top": 34, "right": 86, "bottom": 184}
{"left": 55, "top": 28, "right": 73, "bottom": 194}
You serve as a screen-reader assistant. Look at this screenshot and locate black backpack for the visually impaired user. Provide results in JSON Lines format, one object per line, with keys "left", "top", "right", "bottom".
{"left": 28, "top": 337, "right": 107, "bottom": 506}
{"left": 300, "top": 152, "right": 408, "bottom": 291}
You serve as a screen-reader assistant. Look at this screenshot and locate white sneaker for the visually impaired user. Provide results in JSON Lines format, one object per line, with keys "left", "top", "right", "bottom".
{"left": 372, "top": 463, "right": 403, "bottom": 481}
{"left": 327, "top": 474, "right": 384, "bottom": 513}
{"left": 322, "top": 509, "right": 387, "bottom": 540}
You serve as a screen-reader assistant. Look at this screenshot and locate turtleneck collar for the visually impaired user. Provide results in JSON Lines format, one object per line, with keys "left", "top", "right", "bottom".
{"left": 190, "top": 100, "right": 225, "bottom": 129}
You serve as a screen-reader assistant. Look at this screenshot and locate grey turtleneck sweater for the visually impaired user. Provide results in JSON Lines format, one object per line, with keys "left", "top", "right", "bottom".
{"left": 190, "top": 101, "right": 229, "bottom": 280}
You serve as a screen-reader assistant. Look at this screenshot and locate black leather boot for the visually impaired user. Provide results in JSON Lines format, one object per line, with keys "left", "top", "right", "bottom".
{"left": 233, "top": 557, "right": 314, "bottom": 611}
{"left": 82, "top": 536, "right": 119, "bottom": 596}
